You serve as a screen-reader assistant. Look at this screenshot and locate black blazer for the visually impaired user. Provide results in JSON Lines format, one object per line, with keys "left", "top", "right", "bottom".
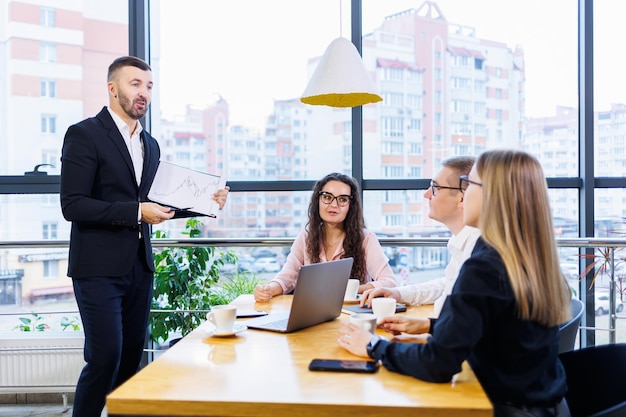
{"left": 60, "top": 107, "right": 159, "bottom": 278}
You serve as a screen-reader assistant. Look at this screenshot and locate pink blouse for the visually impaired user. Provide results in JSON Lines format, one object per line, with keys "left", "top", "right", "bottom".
{"left": 270, "top": 228, "right": 397, "bottom": 294}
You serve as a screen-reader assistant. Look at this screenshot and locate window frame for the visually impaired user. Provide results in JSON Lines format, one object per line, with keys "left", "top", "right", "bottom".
{"left": 0, "top": 0, "right": 602, "bottom": 346}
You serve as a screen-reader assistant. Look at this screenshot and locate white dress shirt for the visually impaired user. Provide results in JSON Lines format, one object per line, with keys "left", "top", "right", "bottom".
{"left": 107, "top": 107, "right": 144, "bottom": 185}
{"left": 397, "top": 225, "right": 480, "bottom": 317}
{"left": 107, "top": 107, "right": 144, "bottom": 225}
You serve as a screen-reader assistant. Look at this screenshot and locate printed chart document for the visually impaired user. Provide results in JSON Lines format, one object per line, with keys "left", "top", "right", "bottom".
{"left": 148, "top": 161, "right": 225, "bottom": 218}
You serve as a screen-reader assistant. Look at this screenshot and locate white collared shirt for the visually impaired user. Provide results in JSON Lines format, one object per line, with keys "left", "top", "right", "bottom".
{"left": 397, "top": 225, "right": 480, "bottom": 317}
{"left": 107, "top": 107, "right": 144, "bottom": 225}
{"left": 107, "top": 107, "right": 144, "bottom": 185}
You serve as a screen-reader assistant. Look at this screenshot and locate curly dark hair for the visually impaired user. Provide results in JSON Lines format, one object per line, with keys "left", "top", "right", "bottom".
{"left": 305, "top": 173, "right": 366, "bottom": 282}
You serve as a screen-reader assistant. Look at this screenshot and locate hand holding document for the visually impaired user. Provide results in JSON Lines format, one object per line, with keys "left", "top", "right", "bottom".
{"left": 148, "top": 161, "right": 225, "bottom": 217}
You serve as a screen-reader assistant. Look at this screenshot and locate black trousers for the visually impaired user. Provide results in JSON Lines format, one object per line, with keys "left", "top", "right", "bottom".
{"left": 71, "top": 245, "right": 153, "bottom": 417}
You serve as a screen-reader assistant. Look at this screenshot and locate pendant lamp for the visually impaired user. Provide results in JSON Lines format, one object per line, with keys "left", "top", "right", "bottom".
{"left": 300, "top": 38, "right": 382, "bottom": 108}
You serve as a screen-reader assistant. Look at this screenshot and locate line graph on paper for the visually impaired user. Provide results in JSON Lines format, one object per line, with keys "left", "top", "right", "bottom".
{"left": 148, "top": 161, "right": 224, "bottom": 217}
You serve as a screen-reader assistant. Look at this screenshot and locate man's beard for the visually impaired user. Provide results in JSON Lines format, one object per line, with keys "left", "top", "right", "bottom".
{"left": 119, "top": 92, "right": 148, "bottom": 120}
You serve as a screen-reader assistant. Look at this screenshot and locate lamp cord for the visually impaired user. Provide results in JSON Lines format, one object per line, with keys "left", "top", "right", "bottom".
{"left": 339, "top": 0, "right": 343, "bottom": 37}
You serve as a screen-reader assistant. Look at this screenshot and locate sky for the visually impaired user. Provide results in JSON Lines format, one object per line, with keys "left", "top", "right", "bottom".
{"left": 155, "top": 0, "right": 624, "bottom": 129}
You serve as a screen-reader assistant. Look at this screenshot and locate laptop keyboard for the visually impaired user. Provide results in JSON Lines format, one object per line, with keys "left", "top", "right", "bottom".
{"left": 262, "top": 318, "right": 288, "bottom": 330}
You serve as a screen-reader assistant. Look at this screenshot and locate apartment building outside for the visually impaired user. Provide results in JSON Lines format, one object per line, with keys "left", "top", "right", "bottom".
{"left": 0, "top": 0, "right": 127, "bottom": 304}
{"left": 526, "top": 104, "right": 626, "bottom": 237}
{"left": 3, "top": 0, "right": 625, "bottom": 304}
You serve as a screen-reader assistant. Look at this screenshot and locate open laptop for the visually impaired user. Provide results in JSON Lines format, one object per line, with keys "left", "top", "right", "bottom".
{"left": 244, "top": 257, "right": 354, "bottom": 333}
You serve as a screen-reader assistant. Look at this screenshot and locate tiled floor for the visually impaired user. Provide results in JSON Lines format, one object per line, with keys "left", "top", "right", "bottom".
{"left": 0, "top": 403, "right": 73, "bottom": 416}
{"left": 0, "top": 393, "right": 77, "bottom": 417}
{"left": 0, "top": 404, "right": 107, "bottom": 417}
{"left": 0, "top": 393, "right": 109, "bottom": 417}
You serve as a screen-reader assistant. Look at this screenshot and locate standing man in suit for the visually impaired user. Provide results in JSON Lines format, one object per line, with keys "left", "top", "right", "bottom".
{"left": 60, "top": 56, "right": 229, "bottom": 417}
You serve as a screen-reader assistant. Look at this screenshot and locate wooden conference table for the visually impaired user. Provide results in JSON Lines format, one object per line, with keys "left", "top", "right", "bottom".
{"left": 107, "top": 294, "right": 492, "bottom": 417}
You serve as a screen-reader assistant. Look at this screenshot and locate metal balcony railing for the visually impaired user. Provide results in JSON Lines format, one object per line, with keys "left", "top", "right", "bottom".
{"left": 1, "top": 237, "right": 625, "bottom": 349}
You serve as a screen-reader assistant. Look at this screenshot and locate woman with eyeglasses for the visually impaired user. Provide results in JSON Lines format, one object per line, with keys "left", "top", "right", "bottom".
{"left": 253, "top": 172, "right": 396, "bottom": 302}
{"left": 338, "top": 150, "right": 571, "bottom": 416}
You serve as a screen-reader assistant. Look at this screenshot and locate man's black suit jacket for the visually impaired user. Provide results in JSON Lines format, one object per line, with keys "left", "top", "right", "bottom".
{"left": 60, "top": 107, "right": 159, "bottom": 278}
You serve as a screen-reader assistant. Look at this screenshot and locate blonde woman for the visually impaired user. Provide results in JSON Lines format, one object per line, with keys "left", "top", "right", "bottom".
{"left": 338, "top": 150, "right": 571, "bottom": 417}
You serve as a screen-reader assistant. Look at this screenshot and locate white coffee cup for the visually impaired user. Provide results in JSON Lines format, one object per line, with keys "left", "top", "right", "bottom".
{"left": 371, "top": 297, "right": 396, "bottom": 322}
{"left": 349, "top": 313, "right": 377, "bottom": 333}
{"left": 207, "top": 305, "right": 237, "bottom": 334}
{"left": 344, "top": 279, "right": 360, "bottom": 300}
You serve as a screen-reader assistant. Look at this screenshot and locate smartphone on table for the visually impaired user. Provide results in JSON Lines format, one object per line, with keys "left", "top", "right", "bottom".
{"left": 308, "top": 359, "right": 379, "bottom": 373}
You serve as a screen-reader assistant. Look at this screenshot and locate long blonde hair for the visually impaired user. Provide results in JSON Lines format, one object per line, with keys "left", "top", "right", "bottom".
{"left": 476, "top": 150, "right": 570, "bottom": 326}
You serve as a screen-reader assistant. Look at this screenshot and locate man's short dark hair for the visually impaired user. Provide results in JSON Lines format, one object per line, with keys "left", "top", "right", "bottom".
{"left": 107, "top": 56, "right": 151, "bottom": 81}
{"left": 442, "top": 156, "right": 475, "bottom": 177}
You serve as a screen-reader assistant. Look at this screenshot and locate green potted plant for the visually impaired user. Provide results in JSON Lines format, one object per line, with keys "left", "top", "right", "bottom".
{"left": 207, "top": 271, "right": 265, "bottom": 306}
{"left": 150, "top": 218, "right": 237, "bottom": 345}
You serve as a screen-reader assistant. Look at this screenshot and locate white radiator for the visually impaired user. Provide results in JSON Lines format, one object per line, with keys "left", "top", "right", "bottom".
{"left": 0, "top": 332, "right": 85, "bottom": 393}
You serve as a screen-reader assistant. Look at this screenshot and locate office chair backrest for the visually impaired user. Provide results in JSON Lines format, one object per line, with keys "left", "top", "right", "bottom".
{"left": 559, "top": 343, "right": 626, "bottom": 417}
{"left": 558, "top": 298, "right": 585, "bottom": 353}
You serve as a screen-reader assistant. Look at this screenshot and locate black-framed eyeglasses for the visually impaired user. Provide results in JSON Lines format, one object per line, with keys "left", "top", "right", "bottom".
{"left": 459, "top": 175, "right": 483, "bottom": 191}
{"left": 429, "top": 180, "right": 462, "bottom": 196}
{"left": 319, "top": 191, "right": 352, "bottom": 207}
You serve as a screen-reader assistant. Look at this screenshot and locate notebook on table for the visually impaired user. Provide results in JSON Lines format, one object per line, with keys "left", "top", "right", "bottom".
{"left": 244, "top": 257, "right": 354, "bottom": 333}
{"left": 342, "top": 303, "right": 407, "bottom": 315}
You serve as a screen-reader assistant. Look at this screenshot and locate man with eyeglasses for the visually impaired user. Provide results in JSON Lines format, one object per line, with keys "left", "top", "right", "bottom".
{"left": 360, "top": 156, "right": 480, "bottom": 317}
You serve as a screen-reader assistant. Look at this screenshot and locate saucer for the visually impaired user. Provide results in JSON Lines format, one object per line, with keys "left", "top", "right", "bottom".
{"left": 343, "top": 294, "right": 361, "bottom": 304}
{"left": 210, "top": 322, "right": 248, "bottom": 337}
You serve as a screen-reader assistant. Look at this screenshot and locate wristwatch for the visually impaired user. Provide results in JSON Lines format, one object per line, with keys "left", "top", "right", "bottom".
{"left": 366, "top": 335, "right": 383, "bottom": 359}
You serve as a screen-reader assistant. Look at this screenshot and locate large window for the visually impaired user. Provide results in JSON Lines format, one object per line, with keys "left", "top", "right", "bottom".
{"left": 1, "top": 0, "right": 625, "bottom": 344}
{"left": 594, "top": 1, "right": 626, "bottom": 177}
{"left": 151, "top": 0, "right": 349, "bottom": 186}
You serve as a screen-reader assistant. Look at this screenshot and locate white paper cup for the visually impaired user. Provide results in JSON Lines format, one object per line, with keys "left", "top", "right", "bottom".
{"left": 371, "top": 297, "right": 396, "bottom": 322}
{"left": 349, "top": 313, "right": 377, "bottom": 333}
{"left": 344, "top": 279, "right": 360, "bottom": 300}
{"left": 207, "top": 305, "right": 237, "bottom": 333}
